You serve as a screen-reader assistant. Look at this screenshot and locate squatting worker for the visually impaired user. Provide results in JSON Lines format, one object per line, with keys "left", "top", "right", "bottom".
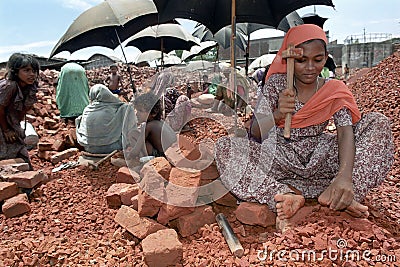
{"left": 214, "top": 24, "right": 394, "bottom": 231}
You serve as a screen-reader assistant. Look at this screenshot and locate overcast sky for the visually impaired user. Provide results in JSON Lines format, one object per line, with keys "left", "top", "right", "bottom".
{"left": 0, "top": 0, "right": 399, "bottom": 63}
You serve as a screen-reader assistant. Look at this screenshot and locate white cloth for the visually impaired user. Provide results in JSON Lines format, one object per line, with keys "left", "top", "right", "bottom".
{"left": 76, "top": 84, "right": 137, "bottom": 153}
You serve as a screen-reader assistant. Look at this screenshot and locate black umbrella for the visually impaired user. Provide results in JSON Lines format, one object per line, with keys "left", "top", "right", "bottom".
{"left": 50, "top": 0, "right": 161, "bottom": 57}
{"left": 237, "top": 11, "right": 304, "bottom": 75}
{"left": 153, "top": 0, "right": 334, "bottom": 73}
{"left": 193, "top": 24, "right": 248, "bottom": 51}
{"left": 153, "top": 0, "right": 334, "bottom": 34}
{"left": 153, "top": 0, "right": 334, "bottom": 133}
{"left": 50, "top": 0, "right": 163, "bottom": 93}
{"left": 125, "top": 24, "right": 198, "bottom": 53}
{"left": 302, "top": 13, "right": 328, "bottom": 28}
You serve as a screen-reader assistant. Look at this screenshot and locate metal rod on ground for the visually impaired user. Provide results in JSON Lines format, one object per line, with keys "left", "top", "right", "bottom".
{"left": 216, "top": 213, "right": 244, "bottom": 258}
{"left": 114, "top": 29, "right": 136, "bottom": 94}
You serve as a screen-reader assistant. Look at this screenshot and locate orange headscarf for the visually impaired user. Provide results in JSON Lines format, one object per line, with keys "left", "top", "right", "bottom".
{"left": 266, "top": 24, "right": 327, "bottom": 81}
{"left": 277, "top": 79, "right": 361, "bottom": 128}
{"left": 266, "top": 24, "right": 361, "bottom": 128}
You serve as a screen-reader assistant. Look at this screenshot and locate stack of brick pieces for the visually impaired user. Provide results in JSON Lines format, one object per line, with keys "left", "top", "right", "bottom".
{"left": 0, "top": 159, "right": 48, "bottom": 218}
{"left": 107, "top": 136, "right": 277, "bottom": 266}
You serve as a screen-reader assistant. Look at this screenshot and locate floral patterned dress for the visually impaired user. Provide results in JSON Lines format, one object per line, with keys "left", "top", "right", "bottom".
{"left": 215, "top": 74, "right": 394, "bottom": 211}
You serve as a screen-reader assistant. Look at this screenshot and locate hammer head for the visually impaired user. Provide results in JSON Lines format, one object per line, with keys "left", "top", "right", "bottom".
{"left": 88, "top": 162, "right": 98, "bottom": 170}
{"left": 282, "top": 44, "right": 303, "bottom": 59}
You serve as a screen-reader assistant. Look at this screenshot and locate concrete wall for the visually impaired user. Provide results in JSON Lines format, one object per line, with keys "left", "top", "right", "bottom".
{"left": 342, "top": 43, "right": 393, "bottom": 68}
{"left": 217, "top": 35, "right": 395, "bottom": 72}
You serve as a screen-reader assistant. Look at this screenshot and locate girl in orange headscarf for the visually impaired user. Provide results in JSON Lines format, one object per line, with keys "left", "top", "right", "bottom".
{"left": 214, "top": 24, "right": 394, "bottom": 231}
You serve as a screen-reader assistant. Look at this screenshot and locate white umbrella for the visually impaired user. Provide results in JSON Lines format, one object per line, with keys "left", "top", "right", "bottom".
{"left": 185, "top": 60, "right": 214, "bottom": 72}
{"left": 181, "top": 41, "right": 218, "bottom": 61}
{"left": 126, "top": 23, "right": 198, "bottom": 68}
{"left": 125, "top": 23, "right": 199, "bottom": 53}
{"left": 135, "top": 50, "right": 182, "bottom": 66}
{"left": 156, "top": 55, "right": 182, "bottom": 66}
{"left": 248, "top": 54, "right": 276, "bottom": 72}
{"left": 135, "top": 50, "right": 163, "bottom": 64}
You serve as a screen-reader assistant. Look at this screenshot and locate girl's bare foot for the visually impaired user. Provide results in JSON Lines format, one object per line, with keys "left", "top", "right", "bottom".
{"left": 274, "top": 194, "right": 305, "bottom": 220}
{"left": 345, "top": 200, "right": 369, "bottom": 218}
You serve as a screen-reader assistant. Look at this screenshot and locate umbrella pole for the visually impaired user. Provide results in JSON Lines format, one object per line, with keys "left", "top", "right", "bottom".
{"left": 214, "top": 44, "right": 220, "bottom": 72}
{"left": 162, "top": 93, "right": 166, "bottom": 120}
{"left": 245, "top": 35, "right": 250, "bottom": 76}
{"left": 161, "top": 38, "right": 164, "bottom": 70}
{"left": 230, "top": 0, "right": 238, "bottom": 136}
{"left": 199, "top": 55, "right": 204, "bottom": 89}
{"left": 216, "top": 44, "right": 219, "bottom": 63}
{"left": 115, "top": 29, "right": 136, "bottom": 94}
{"left": 160, "top": 39, "right": 165, "bottom": 119}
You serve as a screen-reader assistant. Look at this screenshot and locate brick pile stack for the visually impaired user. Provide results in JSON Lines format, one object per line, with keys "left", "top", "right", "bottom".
{"left": 349, "top": 51, "right": 400, "bottom": 224}
{"left": 0, "top": 159, "right": 48, "bottom": 218}
{"left": 104, "top": 136, "right": 276, "bottom": 266}
{"left": 350, "top": 52, "right": 400, "bottom": 148}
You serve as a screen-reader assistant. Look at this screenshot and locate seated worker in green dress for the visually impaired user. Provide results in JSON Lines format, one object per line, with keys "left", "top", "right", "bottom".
{"left": 56, "top": 62, "right": 89, "bottom": 124}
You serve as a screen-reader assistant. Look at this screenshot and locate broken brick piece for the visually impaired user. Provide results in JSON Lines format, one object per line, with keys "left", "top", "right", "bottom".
{"left": 105, "top": 183, "right": 139, "bottom": 208}
{"left": 50, "top": 148, "right": 79, "bottom": 164}
{"left": 2, "top": 193, "right": 31, "bottom": 218}
{"left": 116, "top": 167, "right": 139, "bottom": 184}
{"left": 0, "top": 182, "right": 19, "bottom": 202}
{"left": 114, "top": 205, "right": 166, "bottom": 239}
{"left": 176, "top": 206, "right": 216, "bottom": 237}
{"left": 142, "top": 229, "right": 183, "bottom": 267}
{"left": 7, "top": 170, "right": 48, "bottom": 189}
{"left": 235, "top": 202, "right": 276, "bottom": 227}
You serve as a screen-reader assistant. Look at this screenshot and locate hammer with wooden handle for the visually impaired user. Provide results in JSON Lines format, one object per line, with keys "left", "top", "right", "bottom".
{"left": 88, "top": 150, "right": 118, "bottom": 171}
{"left": 281, "top": 44, "right": 303, "bottom": 139}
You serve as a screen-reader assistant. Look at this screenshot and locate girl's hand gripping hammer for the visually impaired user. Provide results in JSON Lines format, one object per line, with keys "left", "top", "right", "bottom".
{"left": 281, "top": 44, "right": 303, "bottom": 139}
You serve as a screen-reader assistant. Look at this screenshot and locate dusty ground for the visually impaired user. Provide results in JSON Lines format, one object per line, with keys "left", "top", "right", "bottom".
{"left": 1, "top": 54, "right": 400, "bottom": 266}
